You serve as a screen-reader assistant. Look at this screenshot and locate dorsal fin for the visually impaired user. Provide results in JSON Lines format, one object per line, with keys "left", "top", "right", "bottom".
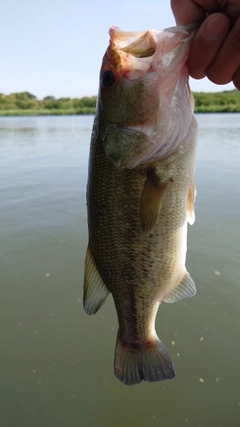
{"left": 84, "top": 245, "right": 110, "bottom": 315}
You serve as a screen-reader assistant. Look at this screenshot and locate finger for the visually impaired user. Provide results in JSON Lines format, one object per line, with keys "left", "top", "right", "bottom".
{"left": 171, "top": 0, "right": 240, "bottom": 26}
{"left": 187, "top": 13, "right": 230, "bottom": 79}
{"left": 233, "top": 68, "right": 240, "bottom": 90}
{"left": 171, "top": 0, "right": 206, "bottom": 25}
{"left": 206, "top": 16, "right": 240, "bottom": 85}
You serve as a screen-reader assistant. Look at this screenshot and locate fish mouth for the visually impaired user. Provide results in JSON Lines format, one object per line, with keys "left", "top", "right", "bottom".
{"left": 120, "top": 31, "right": 157, "bottom": 58}
{"left": 105, "top": 23, "right": 199, "bottom": 77}
{"left": 109, "top": 22, "right": 199, "bottom": 59}
{"left": 109, "top": 27, "right": 157, "bottom": 59}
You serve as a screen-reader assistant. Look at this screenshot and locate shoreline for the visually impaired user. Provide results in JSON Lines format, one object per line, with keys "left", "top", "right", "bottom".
{"left": 1, "top": 90, "right": 240, "bottom": 116}
{"left": 0, "top": 109, "right": 96, "bottom": 117}
{"left": 0, "top": 109, "right": 240, "bottom": 116}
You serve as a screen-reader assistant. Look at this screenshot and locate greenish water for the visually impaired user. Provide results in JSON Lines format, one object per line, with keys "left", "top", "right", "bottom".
{"left": 0, "top": 114, "right": 239, "bottom": 427}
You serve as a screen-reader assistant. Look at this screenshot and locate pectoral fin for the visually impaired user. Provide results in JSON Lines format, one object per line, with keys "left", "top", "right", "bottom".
{"left": 163, "top": 270, "right": 196, "bottom": 303}
{"left": 140, "top": 175, "right": 169, "bottom": 234}
{"left": 187, "top": 182, "right": 196, "bottom": 225}
{"left": 84, "top": 245, "right": 110, "bottom": 315}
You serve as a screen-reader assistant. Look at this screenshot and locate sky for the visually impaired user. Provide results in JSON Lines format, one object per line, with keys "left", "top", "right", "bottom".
{"left": 1, "top": 0, "right": 235, "bottom": 99}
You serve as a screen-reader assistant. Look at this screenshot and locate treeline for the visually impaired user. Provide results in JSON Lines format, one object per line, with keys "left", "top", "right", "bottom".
{"left": 0, "top": 92, "right": 97, "bottom": 116}
{"left": 194, "top": 90, "right": 240, "bottom": 112}
{"left": 0, "top": 90, "right": 240, "bottom": 116}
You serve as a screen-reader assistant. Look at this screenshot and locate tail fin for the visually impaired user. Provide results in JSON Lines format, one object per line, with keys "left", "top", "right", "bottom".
{"left": 114, "top": 331, "right": 175, "bottom": 386}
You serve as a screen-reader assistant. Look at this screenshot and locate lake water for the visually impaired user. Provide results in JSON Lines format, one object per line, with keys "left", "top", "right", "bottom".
{"left": 0, "top": 114, "right": 240, "bottom": 427}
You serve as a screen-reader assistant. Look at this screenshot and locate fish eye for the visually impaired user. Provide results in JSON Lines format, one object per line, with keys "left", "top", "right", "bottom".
{"left": 101, "top": 70, "right": 117, "bottom": 88}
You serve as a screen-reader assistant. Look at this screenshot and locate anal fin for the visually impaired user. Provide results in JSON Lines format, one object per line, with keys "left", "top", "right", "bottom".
{"left": 163, "top": 270, "right": 196, "bottom": 303}
{"left": 84, "top": 245, "right": 110, "bottom": 315}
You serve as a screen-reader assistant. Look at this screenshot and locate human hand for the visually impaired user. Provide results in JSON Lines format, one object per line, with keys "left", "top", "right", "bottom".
{"left": 171, "top": 0, "right": 240, "bottom": 89}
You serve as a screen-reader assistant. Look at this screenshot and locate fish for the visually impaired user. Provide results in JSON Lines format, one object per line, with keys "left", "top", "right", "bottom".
{"left": 83, "top": 23, "right": 198, "bottom": 386}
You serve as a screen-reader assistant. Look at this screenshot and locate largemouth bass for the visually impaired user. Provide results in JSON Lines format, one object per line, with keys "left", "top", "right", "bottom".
{"left": 84, "top": 24, "right": 198, "bottom": 385}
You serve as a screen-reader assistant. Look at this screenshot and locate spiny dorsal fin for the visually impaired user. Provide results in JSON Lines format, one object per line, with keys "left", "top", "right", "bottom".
{"left": 163, "top": 270, "right": 196, "bottom": 303}
{"left": 140, "top": 175, "right": 169, "bottom": 234}
{"left": 84, "top": 245, "right": 110, "bottom": 315}
{"left": 187, "top": 182, "right": 196, "bottom": 225}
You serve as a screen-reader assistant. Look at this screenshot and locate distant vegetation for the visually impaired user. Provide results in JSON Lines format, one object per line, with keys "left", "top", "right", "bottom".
{"left": 193, "top": 90, "right": 240, "bottom": 112}
{"left": 0, "top": 90, "right": 240, "bottom": 116}
{"left": 0, "top": 92, "right": 97, "bottom": 116}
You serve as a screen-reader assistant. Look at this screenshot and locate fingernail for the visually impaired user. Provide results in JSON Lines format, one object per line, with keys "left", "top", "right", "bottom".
{"left": 204, "top": 15, "right": 229, "bottom": 42}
